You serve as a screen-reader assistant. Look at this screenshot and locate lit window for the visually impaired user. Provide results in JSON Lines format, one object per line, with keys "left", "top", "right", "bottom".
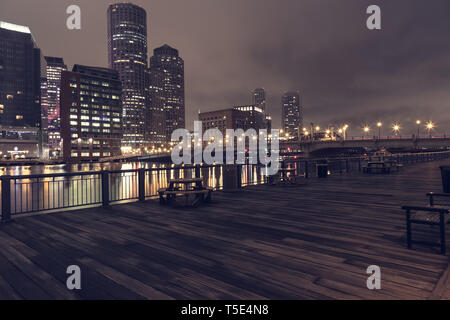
{"left": 70, "top": 121, "right": 78, "bottom": 126}
{"left": 16, "top": 115, "right": 23, "bottom": 120}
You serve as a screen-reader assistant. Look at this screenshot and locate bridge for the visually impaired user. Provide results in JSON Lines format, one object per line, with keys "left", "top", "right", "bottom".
{"left": 281, "top": 136, "right": 450, "bottom": 157}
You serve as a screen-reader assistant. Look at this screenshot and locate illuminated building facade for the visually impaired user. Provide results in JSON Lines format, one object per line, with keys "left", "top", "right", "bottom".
{"left": 150, "top": 44, "right": 185, "bottom": 141}
{"left": 146, "top": 68, "right": 166, "bottom": 145}
{"left": 40, "top": 76, "right": 49, "bottom": 157}
{"left": 282, "top": 91, "right": 302, "bottom": 140}
{"left": 60, "top": 65, "right": 123, "bottom": 163}
{"left": 107, "top": 3, "right": 148, "bottom": 146}
{"left": 0, "top": 21, "right": 43, "bottom": 130}
{"left": 44, "top": 56, "right": 67, "bottom": 156}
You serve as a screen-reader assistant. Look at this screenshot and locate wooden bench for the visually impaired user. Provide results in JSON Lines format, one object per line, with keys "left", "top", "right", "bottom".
{"left": 427, "top": 192, "right": 450, "bottom": 207}
{"left": 363, "top": 162, "right": 391, "bottom": 174}
{"left": 402, "top": 205, "right": 449, "bottom": 254}
{"left": 159, "top": 178, "right": 213, "bottom": 207}
{"left": 268, "top": 168, "right": 298, "bottom": 186}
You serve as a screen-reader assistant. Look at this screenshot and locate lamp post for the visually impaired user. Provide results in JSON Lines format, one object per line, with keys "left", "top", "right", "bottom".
{"left": 89, "top": 138, "right": 93, "bottom": 161}
{"left": 377, "top": 122, "right": 382, "bottom": 140}
{"left": 363, "top": 126, "right": 370, "bottom": 139}
{"left": 393, "top": 123, "right": 400, "bottom": 137}
{"left": 426, "top": 121, "right": 435, "bottom": 138}
{"left": 416, "top": 120, "right": 421, "bottom": 138}
{"left": 343, "top": 124, "right": 349, "bottom": 140}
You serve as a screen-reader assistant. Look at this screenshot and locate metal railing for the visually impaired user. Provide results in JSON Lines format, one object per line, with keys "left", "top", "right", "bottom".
{"left": 1, "top": 151, "right": 450, "bottom": 221}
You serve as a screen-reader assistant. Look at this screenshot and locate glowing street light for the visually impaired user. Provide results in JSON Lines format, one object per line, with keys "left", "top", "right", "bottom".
{"left": 426, "top": 121, "right": 435, "bottom": 138}
{"left": 416, "top": 120, "right": 421, "bottom": 137}
{"left": 342, "top": 125, "right": 349, "bottom": 140}
{"left": 363, "top": 126, "right": 370, "bottom": 139}
{"left": 393, "top": 123, "right": 400, "bottom": 136}
{"left": 377, "top": 122, "right": 382, "bottom": 139}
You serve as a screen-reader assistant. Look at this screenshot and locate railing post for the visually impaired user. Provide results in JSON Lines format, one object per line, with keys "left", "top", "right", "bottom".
{"left": 138, "top": 168, "right": 145, "bottom": 202}
{"left": 1, "top": 176, "right": 11, "bottom": 223}
{"left": 195, "top": 164, "right": 200, "bottom": 178}
{"left": 236, "top": 164, "right": 242, "bottom": 189}
{"left": 305, "top": 161, "right": 309, "bottom": 179}
{"left": 101, "top": 170, "right": 110, "bottom": 207}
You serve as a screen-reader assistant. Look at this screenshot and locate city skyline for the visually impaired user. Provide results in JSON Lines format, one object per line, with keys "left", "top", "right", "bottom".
{"left": 2, "top": 0, "right": 450, "bottom": 134}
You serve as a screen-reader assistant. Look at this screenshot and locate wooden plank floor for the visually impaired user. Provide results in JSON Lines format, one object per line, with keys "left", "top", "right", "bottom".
{"left": 0, "top": 159, "right": 450, "bottom": 299}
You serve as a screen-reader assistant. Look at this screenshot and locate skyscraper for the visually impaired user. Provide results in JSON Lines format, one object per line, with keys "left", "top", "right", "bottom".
{"left": 253, "top": 88, "right": 266, "bottom": 113}
{"left": 44, "top": 56, "right": 67, "bottom": 155}
{"left": 282, "top": 91, "right": 302, "bottom": 140}
{"left": 149, "top": 44, "right": 185, "bottom": 141}
{"left": 107, "top": 3, "right": 148, "bottom": 146}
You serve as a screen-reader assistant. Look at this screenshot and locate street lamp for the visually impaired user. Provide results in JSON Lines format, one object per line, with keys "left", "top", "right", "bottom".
{"left": 377, "top": 122, "right": 382, "bottom": 139}
{"left": 363, "top": 126, "right": 370, "bottom": 139}
{"left": 416, "top": 120, "right": 421, "bottom": 138}
{"left": 426, "top": 121, "right": 435, "bottom": 138}
{"left": 393, "top": 123, "right": 400, "bottom": 137}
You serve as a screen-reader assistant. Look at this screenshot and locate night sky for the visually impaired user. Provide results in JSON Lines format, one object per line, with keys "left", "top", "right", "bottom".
{"left": 1, "top": 0, "right": 449, "bottom": 136}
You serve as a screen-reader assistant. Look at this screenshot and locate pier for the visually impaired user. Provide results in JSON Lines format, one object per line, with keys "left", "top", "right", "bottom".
{"left": 0, "top": 156, "right": 450, "bottom": 299}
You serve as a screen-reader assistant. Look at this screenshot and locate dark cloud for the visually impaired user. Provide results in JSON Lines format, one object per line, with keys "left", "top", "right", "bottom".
{"left": 1, "top": 0, "right": 449, "bottom": 135}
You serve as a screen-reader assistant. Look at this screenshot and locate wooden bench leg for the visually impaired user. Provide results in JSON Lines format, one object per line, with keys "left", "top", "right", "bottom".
{"left": 159, "top": 193, "right": 165, "bottom": 205}
{"left": 440, "top": 212, "right": 446, "bottom": 255}
{"left": 406, "top": 209, "right": 412, "bottom": 249}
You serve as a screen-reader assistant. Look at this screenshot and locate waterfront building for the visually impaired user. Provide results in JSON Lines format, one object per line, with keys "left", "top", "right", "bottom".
{"left": 199, "top": 105, "right": 268, "bottom": 140}
{"left": 233, "top": 105, "right": 267, "bottom": 132}
{"left": 60, "top": 65, "right": 123, "bottom": 162}
{"left": 0, "top": 21, "right": 44, "bottom": 157}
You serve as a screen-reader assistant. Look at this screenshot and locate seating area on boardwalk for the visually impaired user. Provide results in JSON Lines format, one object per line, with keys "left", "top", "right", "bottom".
{"left": 0, "top": 159, "right": 449, "bottom": 299}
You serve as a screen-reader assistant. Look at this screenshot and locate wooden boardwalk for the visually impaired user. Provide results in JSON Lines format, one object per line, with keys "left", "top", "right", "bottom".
{"left": 0, "top": 160, "right": 450, "bottom": 299}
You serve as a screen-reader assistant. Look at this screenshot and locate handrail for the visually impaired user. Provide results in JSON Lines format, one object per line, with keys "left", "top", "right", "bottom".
{"left": 1, "top": 150, "right": 449, "bottom": 221}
